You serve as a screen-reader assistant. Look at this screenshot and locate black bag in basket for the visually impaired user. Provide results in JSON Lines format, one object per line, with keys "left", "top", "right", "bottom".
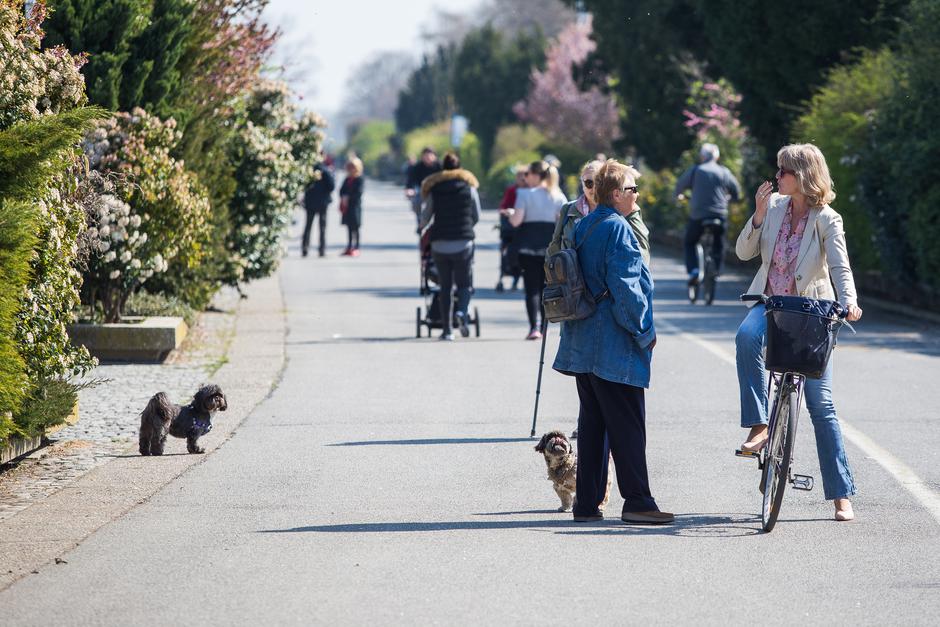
{"left": 764, "top": 295, "right": 844, "bottom": 379}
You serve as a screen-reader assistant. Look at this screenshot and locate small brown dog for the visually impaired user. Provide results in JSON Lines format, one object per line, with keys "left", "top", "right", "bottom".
{"left": 535, "top": 430, "right": 612, "bottom": 512}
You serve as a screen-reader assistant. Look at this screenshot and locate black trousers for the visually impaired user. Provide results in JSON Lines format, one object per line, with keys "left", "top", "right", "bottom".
{"left": 519, "top": 253, "right": 545, "bottom": 330}
{"left": 302, "top": 207, "right": 327, "bottom": 255}
{"left": 684, "top": 217, "right": 726, "bottom": 276}
{"left": 432, "top": 246, "right": 474, "bottom": 334}
{"left": 574, "top": 373, "right": 657, "bottom": 516}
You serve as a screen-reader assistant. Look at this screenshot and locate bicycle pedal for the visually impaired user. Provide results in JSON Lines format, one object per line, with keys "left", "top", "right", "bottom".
{"left": 791, "top": 474, "right": 814, "bottom": 491}
{"left": 735, "top": 449, "right": 760, "bottom": 459}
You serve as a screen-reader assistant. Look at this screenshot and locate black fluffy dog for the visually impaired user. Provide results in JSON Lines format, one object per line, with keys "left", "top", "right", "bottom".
{"left": 138, "top": 384, "right": 227, "bottom": 456}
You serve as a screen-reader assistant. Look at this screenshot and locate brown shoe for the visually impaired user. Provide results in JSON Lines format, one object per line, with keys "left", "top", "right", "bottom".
{"left": 621, "top": 510, "right": 675, "bottom": 524}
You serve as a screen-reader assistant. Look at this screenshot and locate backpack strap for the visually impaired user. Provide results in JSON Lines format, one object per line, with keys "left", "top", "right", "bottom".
{"left": 573, "top": 216, "right": 614, "bottom": 301}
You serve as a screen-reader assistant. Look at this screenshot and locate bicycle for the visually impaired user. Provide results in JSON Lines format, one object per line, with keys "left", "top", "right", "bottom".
{"left": 688, "top": 218, "right": 723, "bottom": 305}
{"left": 735, "top": 293, "right": 849, "bottom": 532}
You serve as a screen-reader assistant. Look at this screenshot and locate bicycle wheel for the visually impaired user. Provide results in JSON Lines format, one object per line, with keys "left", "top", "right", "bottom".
{"left": 761, "top": 384, "right": 799, "bottom": 532}
{"left": 703, "top": 263, "right": 717, "bottom": 305}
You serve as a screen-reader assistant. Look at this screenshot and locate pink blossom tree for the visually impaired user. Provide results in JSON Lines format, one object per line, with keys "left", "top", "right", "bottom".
{"left": 513, "top": 16, "right": 620, "bottom": 155}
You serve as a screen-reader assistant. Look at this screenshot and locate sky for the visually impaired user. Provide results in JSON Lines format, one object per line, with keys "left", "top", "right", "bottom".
{"left": 263, "top": 0, "right": 485, "bottom": 125}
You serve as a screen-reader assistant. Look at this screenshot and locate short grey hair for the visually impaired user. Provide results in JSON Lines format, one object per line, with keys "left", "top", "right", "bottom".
{"left": 700, "top": 143, "right": 720, "bottom": 162}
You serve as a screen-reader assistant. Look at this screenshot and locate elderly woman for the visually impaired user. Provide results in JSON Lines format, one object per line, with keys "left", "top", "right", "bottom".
{"left": 339, "top": 157, "right": 364, "bottom": 256}
{"left": 547, "top": 160, "right": 651, "bottom": 266}
{"left": 735, "top": 143, "right": 863, "bottom": 522}
{"left": 552, "top": 160, "right": 673, "bottom": 525}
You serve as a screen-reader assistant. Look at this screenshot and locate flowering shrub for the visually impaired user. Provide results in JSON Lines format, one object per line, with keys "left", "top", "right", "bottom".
{"left": 513, "top": 17, "right": 619, "bottom": 155}
{"left": 82, "top": 108, "right": 213, "bottom": 321}
{"left": 226, "top": 81, "right": 323, "bottom": 283}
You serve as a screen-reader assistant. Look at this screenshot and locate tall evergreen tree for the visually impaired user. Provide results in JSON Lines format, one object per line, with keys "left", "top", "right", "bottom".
{"left": 453, "top": 24, "right": 545, "bottom": 168}
{"left": 43, "top": 0, "right": 150, "bottom": 110}
{"left": 395, "top": 45, "right": 456, "bottom": 133}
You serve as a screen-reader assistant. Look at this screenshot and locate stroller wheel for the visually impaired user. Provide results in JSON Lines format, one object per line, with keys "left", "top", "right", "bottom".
{"left": 474, "top": 306, "right": 481, "bottom": 337}
{"left": 416, "top": 307, "right": 422, "bottom": 338}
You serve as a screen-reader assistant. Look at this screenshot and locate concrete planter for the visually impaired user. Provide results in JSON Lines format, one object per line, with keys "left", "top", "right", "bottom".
{"left": 0, "top": 434, "right": 43, "bottom": 465}
{"left": 68, "top": 316, "right": 188, "bottom": 363}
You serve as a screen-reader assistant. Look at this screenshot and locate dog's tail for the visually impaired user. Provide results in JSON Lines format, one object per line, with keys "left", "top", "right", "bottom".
{"left": 142, "top": 392, "right": 175, "bottom": 424}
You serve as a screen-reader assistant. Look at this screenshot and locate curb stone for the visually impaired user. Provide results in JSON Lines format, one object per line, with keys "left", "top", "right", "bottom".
{"left": 0, "top": 272, "right": 286, "bottom": 591}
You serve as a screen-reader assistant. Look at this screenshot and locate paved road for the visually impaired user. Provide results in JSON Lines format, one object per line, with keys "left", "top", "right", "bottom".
{"left": 3, "top": 180, "right": 939, "bottom": 624}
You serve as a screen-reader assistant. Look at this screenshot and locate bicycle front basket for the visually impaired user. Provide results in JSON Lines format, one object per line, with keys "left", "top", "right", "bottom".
{"left": 764, "top": 296, "right": 842, "bottom": 379}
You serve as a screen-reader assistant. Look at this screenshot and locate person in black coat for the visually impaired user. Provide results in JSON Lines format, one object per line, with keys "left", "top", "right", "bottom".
{"left": 405, "top": 147, "right": 442, "bottom": 223}
{"left": 302, "top": 162, "right": 335, "bottom": 257}
{"left": 339, "top": 157, "right": 364, "bottom": 256}
{"left": 418, "top": 152, "right": 480, "bottom": 340}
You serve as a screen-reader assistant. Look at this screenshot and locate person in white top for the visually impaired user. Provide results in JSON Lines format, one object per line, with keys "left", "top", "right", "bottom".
{"left": 500, "top": 160, "right": 567, "bottom": 339}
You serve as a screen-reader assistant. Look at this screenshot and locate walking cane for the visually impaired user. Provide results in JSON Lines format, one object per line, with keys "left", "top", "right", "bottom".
{"left": 529, "top": 317, "right": 550, "bottom": 437}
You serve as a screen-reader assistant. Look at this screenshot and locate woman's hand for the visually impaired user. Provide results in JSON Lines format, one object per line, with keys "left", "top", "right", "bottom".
{"left": 499, "top": 208, "right": 515, "bottom": 217}
{"left": 846, "top": 304, "right": 863, "bottom": 322}
{"left": 753, "top": 181, "right": 773, "bottom": 227}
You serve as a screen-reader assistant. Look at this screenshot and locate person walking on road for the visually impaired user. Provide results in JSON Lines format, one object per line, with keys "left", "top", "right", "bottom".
{"left": 675, "top": 143, "right": 741, "bottom": 285}
{"left": 418, "top": 152, "right": 481, "bottom": 341}
{"left": 735, "top": 143, "right": 863, "bottom": 522}
{"left": 302, "top": 162, "right": 335, "bottom": 257}
{"left": 405, "top": 147, "right": 442, "bottom": 224}
{"left": 339, "top": 157, "right": 364, "bottom": 257}
{"left": 496, "top": 165, "right": 527, "bottom": 292}
{"left": 501, "top": 160, "right": 566, "bottom": 340}
{"left": 552, "top": 159, "right": 673, "bottom": 525}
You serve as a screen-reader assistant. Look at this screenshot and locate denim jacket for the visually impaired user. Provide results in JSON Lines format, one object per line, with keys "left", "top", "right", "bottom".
{"left": 552, "top": 204, "right": 656, "bottom": 388}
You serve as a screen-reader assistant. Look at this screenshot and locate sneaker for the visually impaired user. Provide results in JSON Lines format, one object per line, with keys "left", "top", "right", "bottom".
{"left": 350, "top": 249, "right": 361, "bottom": 257}
{"left": 526, "top": 328, "right": 542, "bottom": 340}
{"left": 318, "top": 249, "right": 325, "bottom": 258}
{"left": 687, "top": 272, "right": 700, "bottom": 286}
{"left": 455, "top": 312, "right": 470, "bottom": 338}
{"left": 621, "top": 510, "right": 675, "bottom": 525}
{"left": 302, "top": 248, "right": 309, "bottom": 257}
{"left": 439, "top": 332, "right": 455, "bottom": 341}
{"left": 340, "top": 248, "right": 352, "bottom": 256}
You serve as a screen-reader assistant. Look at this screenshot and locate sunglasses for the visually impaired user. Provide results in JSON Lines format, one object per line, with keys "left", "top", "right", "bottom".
{"left": 621, "top": 185, "right": 638, "bottom": 194}
{"left": 776, "top": 167, "right": 796, "bottom": 178}
{"left": 581, "top": 179, "right": 594, "bottom": 189}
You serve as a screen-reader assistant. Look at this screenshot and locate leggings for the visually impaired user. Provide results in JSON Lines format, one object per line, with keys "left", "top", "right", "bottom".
{"left": 346, "top": 227, "right": 360, "bottom": 250}
{"left": 519, "top": 253, "right": 546, "bottom": 330}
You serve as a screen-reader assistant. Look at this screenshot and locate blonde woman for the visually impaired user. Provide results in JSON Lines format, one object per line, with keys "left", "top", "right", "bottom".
{"left": 735, "top": 143, "right": 863, "bottom": 521}
{"left": 339, "top": 157, "right": 364, "bottom": 256}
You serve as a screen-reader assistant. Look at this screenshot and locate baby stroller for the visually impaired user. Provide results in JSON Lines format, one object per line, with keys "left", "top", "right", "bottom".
{"left": 415, "top": 231, "right": 481, "bottom": 338}
{"left": 495, "top": 214, "right": 521, "bottom": 292}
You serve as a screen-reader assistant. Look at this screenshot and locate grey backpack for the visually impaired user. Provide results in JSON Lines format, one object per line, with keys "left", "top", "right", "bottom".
{"left": 542, "top": 216, "right": 610, "bottom": 323}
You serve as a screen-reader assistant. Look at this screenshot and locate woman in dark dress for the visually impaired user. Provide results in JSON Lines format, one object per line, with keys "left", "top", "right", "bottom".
{"left": 340, "top": 157, "right": 364, "bottom": 256}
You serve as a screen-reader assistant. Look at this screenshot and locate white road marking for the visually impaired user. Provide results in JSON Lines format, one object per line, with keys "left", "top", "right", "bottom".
{"left": 658, "top": 317, "right": 940, "bottom": 526}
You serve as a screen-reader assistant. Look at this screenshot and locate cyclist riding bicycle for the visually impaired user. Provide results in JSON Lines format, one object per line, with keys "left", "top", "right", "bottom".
{"left": 674, "top": 143, "right": 741, "bottom": 287}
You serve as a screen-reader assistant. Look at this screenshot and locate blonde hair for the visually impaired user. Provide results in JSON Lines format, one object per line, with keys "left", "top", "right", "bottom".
{"left": 595, "top": 159, "right": 641, "bottom": 206}
{"left": 546, "top": 164, "right": 562, "bottom": 194}
{"left": 346, "top": 156, "right": 364, "bottom": 177}
{"left": 777, "top": 143, "right": 835, "bottom": 207}
{"left": 580, "top": 159, "right": 605, "bottom": 178}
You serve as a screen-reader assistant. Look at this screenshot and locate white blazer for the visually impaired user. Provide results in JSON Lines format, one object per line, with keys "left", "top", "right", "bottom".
{"left": 736, "top": 194, "right": 858, "bottom": 307}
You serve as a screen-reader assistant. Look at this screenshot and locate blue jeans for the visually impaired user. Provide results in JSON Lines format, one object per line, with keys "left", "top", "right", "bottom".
{"left": 735, "top": 304, "right": 856, "bottom": 500}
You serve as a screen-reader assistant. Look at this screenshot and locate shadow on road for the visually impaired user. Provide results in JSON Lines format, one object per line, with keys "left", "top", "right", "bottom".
{"left": 328, "top": 437, "right": 535, "bottom": 446}
{"left": 258, "top": 513, "right": 761, "bottom": 536}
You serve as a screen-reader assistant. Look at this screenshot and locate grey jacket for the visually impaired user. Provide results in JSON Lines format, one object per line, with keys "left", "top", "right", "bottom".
{"left": 675, "top": 160, "right": 741, "bottom": 219}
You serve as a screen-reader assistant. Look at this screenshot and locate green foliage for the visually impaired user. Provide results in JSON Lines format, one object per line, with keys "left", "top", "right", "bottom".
{"left": 491, "top": 124, "right": 546, "bottom": 165}
{"left": 83, "top": 109, "right": 213, "bottom": 321}
{"left": 395, "top": 44, "right": 456, "bottom": 134}
{"left": 576, "top": 0, "right": 703, "bottom": 168}
{"left": 401, "top": 120, "right": 484, "bottom": 179}
{"left": 14, "top": 377, "right": 78, "bottom": 438}
{"left": 348, "top": 120, "right": 396, "bottom": 175}
{"left": 453, "top": 23, "right": 546, "bottom": 169}
{"left": 124, "top": 289, "right": 196, "bottom": 327}
{"left": 225, "top": 81, "right": 323, "bottom": 284}
{"left": 0, "top": 199, "right": 37, "bottom": 417}
{"left": 43, "top": 0, "right": 152, "bottom": 110}
{"left": 793, "top": 49, "right": 897, "bottom": 275}
{"left": 698, "top": 0, "right": 909, "bottom": 161}
{"left": 861, "top": 0, "right": 940, "bottom": 290}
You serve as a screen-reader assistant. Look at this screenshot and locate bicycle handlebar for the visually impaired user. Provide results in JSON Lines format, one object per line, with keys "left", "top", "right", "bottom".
{"left": 740, "top": 294, "right": 849, "bottom": 319}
